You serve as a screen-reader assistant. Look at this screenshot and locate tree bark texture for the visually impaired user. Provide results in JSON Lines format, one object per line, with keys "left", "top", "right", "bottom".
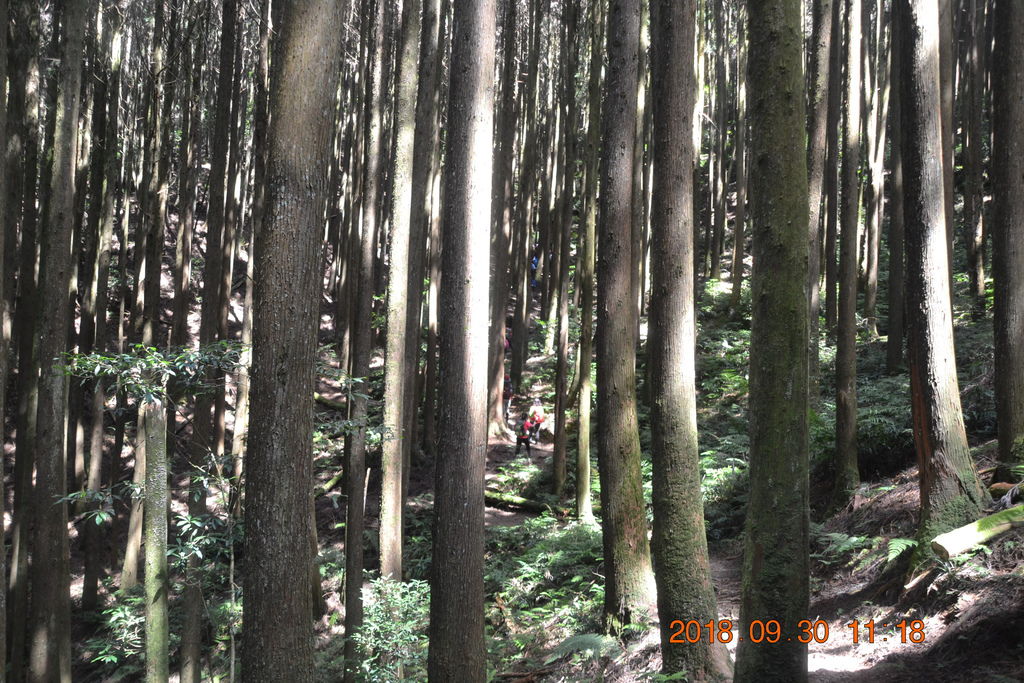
{"left": 897, "top": 0, "right": 988, "bottom": 548}
{"left": 241, "top": 0, "right": 343, "bottom": 677}
{"left": 427, "top": 0, "right": 496, "bottom": 676}
{"left": 991, "top": 0, "right": 1024, "bottom": 482}
{"left": 28, "top": 2, "right": 87, "bottom": 680}
{"left": 734, "top": 0, "right": 810, "bottom": 678}
{"left": 648, "top": 0, "right": 721, "bottom": 676}
{"left": 596, "top": 0, "right": 657, "bottom": 629}
{"left": 835, "top": 0, "right": 862, "bottom": 504}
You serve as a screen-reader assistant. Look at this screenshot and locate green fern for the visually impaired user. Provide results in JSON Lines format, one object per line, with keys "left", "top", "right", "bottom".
{"left": 545, "top": 633, "right": 621, "bottom": 664}
{"left": 886, "top": 537, "right": 918, "bottom": 563}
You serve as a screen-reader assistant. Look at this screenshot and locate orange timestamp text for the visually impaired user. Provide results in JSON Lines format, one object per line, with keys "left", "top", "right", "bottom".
{"left": 668, "top": 619, "right": 926, "bottom": 644}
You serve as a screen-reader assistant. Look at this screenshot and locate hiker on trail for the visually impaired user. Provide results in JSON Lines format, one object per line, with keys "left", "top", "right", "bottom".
{"left": 515, "top": 414, "right": 535, "bottom": 456}
{"left": 528, "top": 398, "right": 545, "bottom": 443}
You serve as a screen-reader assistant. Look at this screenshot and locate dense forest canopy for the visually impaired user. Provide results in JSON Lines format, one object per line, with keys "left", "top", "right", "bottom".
{"left": 0, "top": 0, "right": 1022, "bottom": 680}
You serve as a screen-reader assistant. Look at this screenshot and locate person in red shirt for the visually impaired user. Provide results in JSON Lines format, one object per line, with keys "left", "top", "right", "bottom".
{"left": 515, "top": 414, "right": 535, "bottom": 456}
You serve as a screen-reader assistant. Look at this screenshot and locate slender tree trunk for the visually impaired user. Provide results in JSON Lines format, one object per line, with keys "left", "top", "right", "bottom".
{"left": 143, "top": 393, "right": 169, "bottom": 683}
{"left": 823, "top": 0, "right": 842, "bottom": 335}
{"left": 649, "top": 0, "right": 723, "bottom": 676}
{"left": 0, "top": 0, "right": 9, "bottom": 674}
{"left": 596, "top": 0, "right": 657, "bottom": 629}
{"left": 835, "top": 0, "right": 862, "bottom": 505}
{"left": 729, "top": 9, "right": 748, "bottom": 314}
{"left": 28, "top": 3, "right": 87, "bottom": 680}
{"left": 577, "top": 0, "right": 603, "bottom": 523}
{"left": 886, "top": 3, "right": 906, "bottom": 374}
{"left": 897, "top": 0, "right": 988, "bottom": 552}
{"left": 807, "top": 0, "right": 834, "bottom": 402}
{"left": 343, "top": 0, "right": 387, "bottom": 674}
{"left": 427, "top": 0, "right": 495, "bottom": 676}
{"left": 8, "top": 3, "right": 43, "bottom": 671}
{"left": 734, "top": 0, "right": 810, "bottom": 677}
{"left": 82, "top": 0, "right": 123, "bottom": 614}
{"left": 486, "top": 0, "right": 517, "bottom": 439}
{"left": 181, "top": 2, "right": 238, "bottom": 677}
{"left": 991, "top": 0, "right": 1024, "bottom": 483}
{"left": 241, "top": 0, "right": 343, "bottom": 677}
{"left": 963, "top": 0, "right": 986, "bottom": 315}
{"left": 381, "top": 0, "right": 422, "bottom": 579}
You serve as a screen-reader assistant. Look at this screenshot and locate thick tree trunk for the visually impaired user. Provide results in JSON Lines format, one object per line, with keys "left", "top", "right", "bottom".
{"left": 991, "top": 0, "right": 1024, "bottom": 483}
{"left": 0, "top": 0, "right": 8, "bottom": 674}
{"left": 734, "top": 0, "right": 810, "bottom": 678}
{"left": 241, "top": 0, "right": 343, "bottom": 677}
{"left": 596, "top": 0, "right": 657, "bottom": 629}
{"left": 648, "top": 0, "right": 722, "bottom": 677}
{"left": 835, "top": 0, "right": 862, "bottom": 505}
{"left": 28, "top": 3, "right": 87, "bottom": 680}
{"left": 897, "top": 0, "right": 988, "bottom": 552}
{"left": 426, "top": 0, "right": 495, "bottom": 676}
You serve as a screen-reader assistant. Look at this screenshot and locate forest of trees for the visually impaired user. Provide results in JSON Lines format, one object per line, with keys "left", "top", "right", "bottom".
{"left": 1, "top": 0, "right": 1022, "bottom": 680}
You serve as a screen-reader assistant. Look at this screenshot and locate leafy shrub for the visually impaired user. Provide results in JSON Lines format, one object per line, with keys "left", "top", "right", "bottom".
{"left": 351, "top": 576, "right": 431, "bottom": 683}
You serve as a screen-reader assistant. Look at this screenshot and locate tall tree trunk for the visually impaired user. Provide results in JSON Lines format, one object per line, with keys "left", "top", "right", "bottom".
{"left": 8, "top": 3, "right": 42, "bottom": 671}
{"left": 381, "top": 0, "right": 422, "bottom": 579}
{"left": 486, "top": 0, "right": 517, "bottom": 439}
{"left": 577, "top": 0, "right": 603, "bottom": 523}
{"left": 835, "top": 0, "right": 862, "bottom": 505}
{"left": 897, "top": 0, "right": 988, "bottom": 552}
{"left": 962, "top": 0, "right": 986, "bottom": 315}
{"left": 823, "top": 0, "right": 842, "bottom": 335}
{"left": 552, "top": 0, "right": 576, "bottom": 497}
{"left": 649, "top": 0, "right": 722, "bottom": 676}
{"left": 734, "top": 0, "right": 810, "bottom": 677}
{"left": 991, "top": 0, "right": 1024, "bottom": 483}
{"left": 180, "top": 1, "right": 238, "bottom": 677}
{"left": 143, "top": 393, "right": 169, "bottom": 683}
{"left": 939, "top": 0, "right": 955, "bottom": 295}
{"left": 0, "top": 0, "right": 9, "bottom": 673}
{"left": 426, "top": 0, "right": 495, "bottom": 676}
{"left": 28, "top": 2, "right": 87, "bottom": 680}
{"left": 596, "top": 0, "right": 657, "bottom": 630}
{"left": 241, "top": 0, "right": 343, "bottom": 677}
{"left": 343, "top": 0, "right": 387, "bottom": 674}
{"left": 886, "top": 2, "right": 906, "bottom": 374}
{"left": 806, "top": 0, "right": 834, "bottom": 402}
{"left": 729, "top": 8, "right": 748, "bottom": 314}
{"left": 82, "top": 0, "right": 123, "bottom": 614}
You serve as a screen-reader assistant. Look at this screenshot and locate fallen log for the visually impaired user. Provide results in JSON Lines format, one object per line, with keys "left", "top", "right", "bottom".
{"left": 313, "top": 392, "right": 346, "bottom": 410}
{"left": 989, "top": 481, "right": 1016, "bottom": 498}
{"left": 930, "top": 505, "right": 1024, "bottom": 560}
{"left": 485, "top": 488, "right": 568, "bottom": 516}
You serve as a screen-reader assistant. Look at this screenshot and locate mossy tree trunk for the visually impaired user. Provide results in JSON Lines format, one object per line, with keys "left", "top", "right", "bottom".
{"left": 991, "top": 0, "right": 1024, "bottom": 483}
{"left": 241, "top": 0, "right": 343, "bottom": 677}
{"left": 596, "top": 0, "right": 657, "bottom": 629}
{"left": 896, "top": 0, "right": 988, "bottom": 552}
{"left": 734, "top": 0, "right": 810, "bottom": 678}
{"left": 648, "top": 0, "right": 720, "bottom": 676}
